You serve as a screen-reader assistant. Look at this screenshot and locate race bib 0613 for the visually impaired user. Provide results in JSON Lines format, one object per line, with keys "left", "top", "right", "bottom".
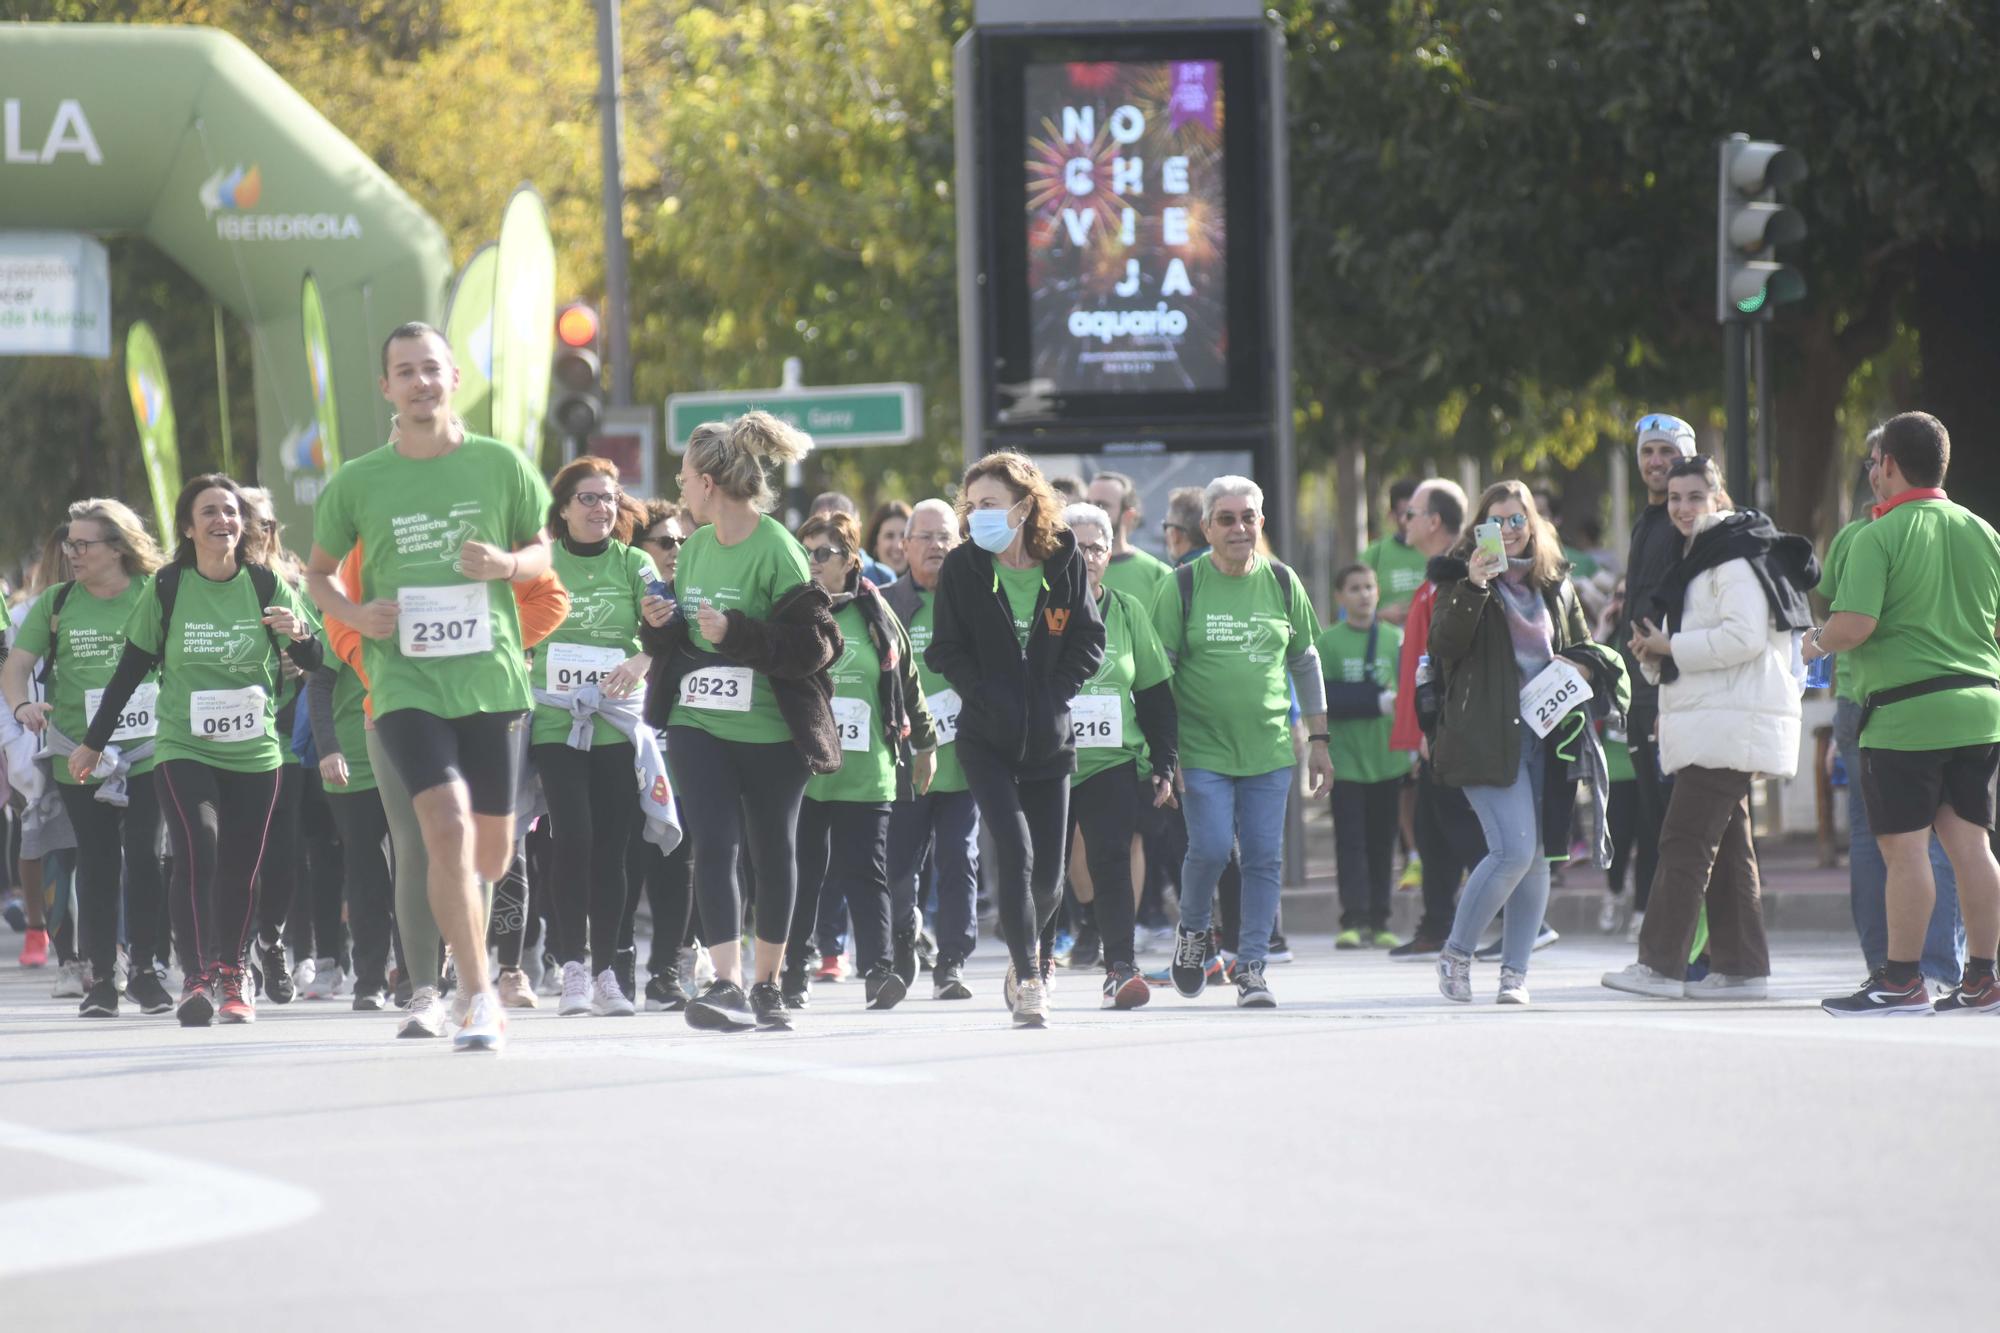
{"left": 189, "top": 685, "right": 266, "bottom": 744}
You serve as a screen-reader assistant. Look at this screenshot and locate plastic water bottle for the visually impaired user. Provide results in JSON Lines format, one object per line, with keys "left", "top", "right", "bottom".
{"left": 1805, "top": 651, "right": 1833, "bottom": 690}
{"left": 1415, "top": 654, "right": 1433, "bottom": 688}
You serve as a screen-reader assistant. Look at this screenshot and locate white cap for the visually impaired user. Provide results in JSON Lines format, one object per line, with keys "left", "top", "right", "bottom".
{"left": 1634, "top": 413, "right": 1696, "bottom": 458}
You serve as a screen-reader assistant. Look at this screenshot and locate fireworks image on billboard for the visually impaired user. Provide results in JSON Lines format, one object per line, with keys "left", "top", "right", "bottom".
{"left": 1024, "top": 59, "right": 1227, "bottom": 395}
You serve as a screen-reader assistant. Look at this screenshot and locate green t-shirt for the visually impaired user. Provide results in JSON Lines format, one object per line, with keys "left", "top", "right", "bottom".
{"left": 13, "top": 579, "right": 159, "bottom": 785}
{"left": 325, "top": 657, "right": 376, "bottom": 793}
{"left": 122, "top": 566, "right": 312, "bottom": 774}
{"left": 995, "top": 560, "right": 1046, "bottom": 649}
{"left": 1100, "top": 548, "right": 1173, "bottom": 610}
{"left": 903, "top": 588, "right": 966, "bottom": 794}
{"left": 1315, "top": 618, "right": 1404, "bottom": 784}
{"left": 1832, "top": 498, "right": 2000, "bottom": 751}
{"left": 807, "top": 601, "right": 895, "bottom": 805}
{"left": 1561, "top": 544, "right": 1600, "bottom": 579}
{"left": 310, "top": 434, "right": 549, "bottom": 721}
{"left": 531, "top": 540, "right": 653, "bottom": 747}
{"left": 1151, "top": 553, "right": 1321, "bottom": 777}
{"left": 1818, "top": 518, "right": 1866, "bottom": 704}
{"left": 1362, "top": 536, "right": 1429, "bottom": 612}
{"left": 1073, "top": 586, "right": 1171, "bottom": 784}
{"left": 674, "top": 514, "right": 812, "bottom": 744}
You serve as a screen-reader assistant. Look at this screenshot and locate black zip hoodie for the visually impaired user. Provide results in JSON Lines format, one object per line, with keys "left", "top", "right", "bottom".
{"left": 924, "top": 528, "right": 1105, "bottom": 779}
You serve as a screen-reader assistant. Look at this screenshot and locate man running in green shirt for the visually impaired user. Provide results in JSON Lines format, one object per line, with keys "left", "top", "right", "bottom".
{"left": 1807, "top": 412, "right": 2000, "bottom": 1017}
{"left": 305, "top": 322, "right": 554, "bottom": 1053}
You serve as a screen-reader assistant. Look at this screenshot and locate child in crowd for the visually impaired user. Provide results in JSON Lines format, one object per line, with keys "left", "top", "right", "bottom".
{"left": 1319, "top": 565, "right": 1405, "bottom": 949}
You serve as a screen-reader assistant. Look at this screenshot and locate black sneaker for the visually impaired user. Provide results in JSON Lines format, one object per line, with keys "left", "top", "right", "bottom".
{"left": 780, "top": 955, "right": 811, "bottom": 1010}
{"left": 79, "top": 977, "right": 119, "bottom": 1018}
{"left": 932, "top": 957, "right": 972, "bottom": 1000}
{"left": 177, "top": 970, "right": 215, "bottom": 1027}
{"left": 686, "top": 979, "right": 756, "bottom": 1032}
{"left": 352, "top": 986, "right": 389, "bottom": 1012}
{"left": 1068, "top": 923, "right": 1101, "bottom": 969}
{"left": 614, "top": 946, "right": 639, "bottom": 1007}
{"left": 1235, "top": 960, "right": 1276, "bottom": 1008}
{"left": 645, "top": 971, "right": 690, "bottom": 1012}
{"left": 864, "top": 965, "right": 908, "bottom": 1011}
{"left": 1169, "top": 924, "right": 1209, "bottom": 998}
{"left": 256, "top": 935, "right": 294, "bottom": 1004}
{"left": 1101, "top": 961, "right": 1150, "bottom": 1010}
{"left": 749, "top": 980, "right": 792, "bottom": 1030}
{"left": 392, "top": 972, "right": 414, "bottom": 1009}
{"left": 892, "top": 929, "right": 918, "bottom": 987}
{"left": 1934, "top": 972, "right": 2000, "bottom": 1014}
{"left": 1388, "top": 935, "right": 1446, "bottom": 962}
{"left": 126, "top": 965, "right": 174, "bottom": 1015}
{"left": 1822, "top": 969, "right": 1932, "bottom": 1018}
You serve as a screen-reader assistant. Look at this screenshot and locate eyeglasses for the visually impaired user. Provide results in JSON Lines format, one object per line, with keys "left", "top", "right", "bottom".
{"left": 61, "top": 538, "right": 108, "bottom": 555}
{"left": 1210, "top": 511, "right": 1259, "bottom": 529}
{"left": 1863, "top": 455, "right": 1882, "bottom": 473}
{"left": 1492, "top": 513, "right": 1530, "bottom": 531}
{"left": 642, "top": 532, "right": 682, "bottom": 550}
{"left": 807, "top": 545, "right": 849, "bottom": 565}
{"left": 907, "top": 530, "right": 951, "bottom": 546}
{"left": 572, "top": 491, "right": 621, "bottom": 509}
{"left": 1076, "top": 542, "right": 1110, "bottom": 557}
{"left": 1161, "top": 521, "right": 1190, "bottom": 536}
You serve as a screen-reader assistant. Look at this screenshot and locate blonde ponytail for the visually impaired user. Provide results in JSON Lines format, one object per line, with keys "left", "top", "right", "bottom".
{"left": 685, "top": 409, "right": 815, "bottom": 512}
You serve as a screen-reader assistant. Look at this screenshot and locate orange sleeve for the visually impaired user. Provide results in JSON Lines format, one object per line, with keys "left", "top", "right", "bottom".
{"left": 514, "top": 568, "right": 571, "bottom": 649}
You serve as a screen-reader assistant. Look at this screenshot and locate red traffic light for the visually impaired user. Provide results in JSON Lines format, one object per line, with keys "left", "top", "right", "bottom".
{"left": 556, "top": 303, "right": 600, "bottom": 349}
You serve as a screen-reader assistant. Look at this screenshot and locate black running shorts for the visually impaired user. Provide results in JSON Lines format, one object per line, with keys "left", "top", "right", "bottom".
{"left": 372, "top": 709, "right": 529, "bottom": 816}
{"left": 1860, "top": 743, "right": 2000, "bottom": 836}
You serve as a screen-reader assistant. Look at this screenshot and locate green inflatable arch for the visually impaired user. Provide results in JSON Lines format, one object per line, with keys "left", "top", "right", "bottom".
{"left": 0, "top": 22, "right": 453, "bottom": 536}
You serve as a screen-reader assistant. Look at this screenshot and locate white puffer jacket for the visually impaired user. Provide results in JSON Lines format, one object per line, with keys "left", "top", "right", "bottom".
{"left": 1642, "top": 525, "right": 1802, "bottom": 779}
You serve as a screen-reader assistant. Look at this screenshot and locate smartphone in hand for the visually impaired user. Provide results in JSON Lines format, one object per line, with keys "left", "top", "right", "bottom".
{"left": 1474, "top": 520, "right": 1505, "bottom": 565}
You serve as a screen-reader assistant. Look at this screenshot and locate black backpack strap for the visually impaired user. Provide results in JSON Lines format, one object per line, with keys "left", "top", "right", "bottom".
{"left": 248, "top": 564, "right": 284, "bottom": 653}
{"left": 155, "top": 564, "right": 183, "bottom": 647}
{"left": 1176, "top": 561, "right": 1195, "bottom": 623}
{"left": 36, "top": 581, "right": 76, "bottom": 687}
{"left": 1268, "top": 558, "right": 1295, "bottom": 612}
{"left": 1363, "top": 619, "right": 1379, "bottom": 678}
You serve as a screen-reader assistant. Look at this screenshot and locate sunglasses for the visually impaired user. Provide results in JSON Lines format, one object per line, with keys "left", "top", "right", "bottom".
{"left": 807, "top": 545, "right": 849, "bottom": 565}
{"left": 1491, "top": 513, "right": 1530, "bottom": 531}
{"left": 572, "top": 491, "right": 622, "bottom": 509}
{"left": 1634, "top": 413, "right": 1691, "bottom": 435}
{"left": 1211, "top": 511, "right": 1259, "bottom": 529}
{"left": 642, "top": 532, "right": 682, "bottom": 550}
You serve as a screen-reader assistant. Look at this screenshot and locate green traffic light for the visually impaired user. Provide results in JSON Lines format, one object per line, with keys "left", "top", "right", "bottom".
{"left": 1736, "top": 288, "right": 1767, "bottom": 314}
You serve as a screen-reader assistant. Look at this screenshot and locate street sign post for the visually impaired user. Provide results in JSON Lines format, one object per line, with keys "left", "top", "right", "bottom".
{"left": 666, "top": 359, "right": 922, "bottom": 451}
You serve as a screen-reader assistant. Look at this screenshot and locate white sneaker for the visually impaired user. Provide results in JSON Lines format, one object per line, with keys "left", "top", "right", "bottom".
{"left": 536, "top": 952, "right": 564, "bottom": 996}
{"left": 591, "top": 967, "right": 636, "bottom": 1017}
{"left": 1002, "top": 962, "right": 1020, "bottom": 1014}
{"left": 1625, "top": 910, "right": 1646, "bottom": 943}
{"left": 1498, "top": 966, "right": 1530, "bottom": 1006}
{"left": 449, "top": 986, "right": 471, "bottom": 1028}
{"left": 291, "top": 956, "right": 318, "bottom": 995}
{"left": 453, "top": 990, "right": 507, "bottom": 1053}
{"left": 1597, "top": 892, "right": 1626, "bottom": 934}
{"left": 559, "top": 960, "right": 592, "bottom": 1016}
{"left": 1436, "top": 947, "right": 1471, "bottom": 1003}
{"left": 302, "top": 958, "right": 348, "bottom": 1000}
{"left": 1686, "top": 972, "right": 1768, "bottom": 1001}
{"left": 496, "top": 966, "right": 539, "bottom": 1009}
{"left": 1532, "top": 924, "right": 1561, "bottom": 951}
{"left": 398, "top": 986, "right": 447, "bottom": 1038}
{"left": 1601, "top": 961, "right": 1685, "bottom": 999}
{"left": 1012, "top": 977, "right": 1047, "bottom": 1027}
{"left": 691, "top": 944, "right": 716, "bottom": 988}
{"left": 51, "top": 959, "right": 86, "bottom": 999}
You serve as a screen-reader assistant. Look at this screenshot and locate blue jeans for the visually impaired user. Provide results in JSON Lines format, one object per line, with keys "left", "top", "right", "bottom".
{"left": 1447, "top": 743, "right": 1550, "bottom": 973}
{"left": 1833, "top": 698, "right": 1963, "bottom": 984}
{"left": 1178, "top": 767, "right": 1290, "bottom": 967}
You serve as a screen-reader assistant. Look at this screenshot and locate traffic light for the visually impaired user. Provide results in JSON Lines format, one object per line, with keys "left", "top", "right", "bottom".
{"left": 1716, "top": 134, "right": 1807, "bottom": 322}
{"left": 551, "top": 301, "right": 603, "bottom": 438}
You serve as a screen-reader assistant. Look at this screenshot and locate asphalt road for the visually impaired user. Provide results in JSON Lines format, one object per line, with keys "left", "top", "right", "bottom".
{"left": 2, "top": 931, "right": 1994, "bottom": 1330}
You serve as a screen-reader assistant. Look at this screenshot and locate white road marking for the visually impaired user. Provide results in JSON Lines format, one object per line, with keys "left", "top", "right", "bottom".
{"left": 0, "top": 1118, "right": 320, "bottom": 1278}
{"left": 509, "top": 1037, "right": 932, "bottom": 1084}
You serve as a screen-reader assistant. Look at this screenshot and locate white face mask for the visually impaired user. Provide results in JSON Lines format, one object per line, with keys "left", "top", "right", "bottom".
{"left": 968, "top": 506, "right": 1021, "bottom": 554}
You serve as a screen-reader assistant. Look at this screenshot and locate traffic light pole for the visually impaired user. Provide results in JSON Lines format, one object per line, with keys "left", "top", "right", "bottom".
{"left": 1724, "top": 321, "right": 1751, "bottom": 504}
{"left": 594, "top": 0, "right": 634, "bottom": 408}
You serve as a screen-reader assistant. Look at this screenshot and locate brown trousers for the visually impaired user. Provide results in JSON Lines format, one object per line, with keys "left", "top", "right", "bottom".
{"left": 1636, "top": 765, "right": 1772, "bottom": 980}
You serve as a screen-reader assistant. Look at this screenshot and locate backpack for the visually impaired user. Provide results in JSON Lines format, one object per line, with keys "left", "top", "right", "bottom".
{"left": 154, "top": 562, "right": 284, "bottom": 658}
{"left": 1173, "top": 557, "right": 1297, "bottom": 626}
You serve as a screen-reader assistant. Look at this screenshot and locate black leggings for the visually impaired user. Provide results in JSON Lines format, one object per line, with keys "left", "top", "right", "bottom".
{"left": 1068, "top": 762, "right": 1141, "bottom": 968}
{"left": 664, "top": 726, "right": 808, "bottom": 948}
{"left": 326, "top": 786, "right": 395, "bottom": 990}
{"left": 533, "top": 741, "right": 639, "bottom": 969}
{"left": 55, "top": 779, "right": 166, "bottom": 981}
{"left": 959, "top": 742, "right": 1071, "bottom": 976}
{"left": 286, "top": 769, "right": 347, "bottom": 964}
{"left": 254, "top": 765, "right": 303, "bottom": 949}
{"left": 789, "top": 799, "right": 892, "bottom": 972}
{"left": 153, "top": 760, "right": 282, "bottom": 972}
{"left": 1331, "top": 777, "right": 1401, "bottom": 931}
{"left": 621, "top": 820, "right": 695, "bottom": 971}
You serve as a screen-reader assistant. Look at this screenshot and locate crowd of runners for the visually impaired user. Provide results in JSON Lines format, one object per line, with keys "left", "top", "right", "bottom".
{"left": 4, "top": 323, "right": 1997, "bottom": 1050}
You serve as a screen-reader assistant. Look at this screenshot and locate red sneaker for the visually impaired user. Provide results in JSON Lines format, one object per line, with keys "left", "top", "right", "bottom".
{"left": 216, "top": 965, "right": 258, "bottom": 1024}
{"left": 1934, "top": 972, "right": 2000, "bottom": 1014}
{"left": 813, "top": 954, "right": 846, "bottom": 982}
{"left": 19, "top": 929, "right": 50, "bottom": 968}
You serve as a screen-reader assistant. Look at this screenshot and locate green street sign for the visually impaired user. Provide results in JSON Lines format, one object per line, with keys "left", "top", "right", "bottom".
{"left": 667, "top": 376, "right": 921, "bottom": 451}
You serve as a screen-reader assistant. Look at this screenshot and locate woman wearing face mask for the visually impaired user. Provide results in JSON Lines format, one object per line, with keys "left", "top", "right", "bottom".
{"left": 1429, "top": 480, "right": 1625, "bottom": 1006}
{"left": 781, "top": 509, "right": 937, "bottom": 1010}
{"left": 1602, "top": 456, "right": 1815, "bottom": 1001}
{"left": 926, "top": 452, "right": 1105, "bottom": 1027}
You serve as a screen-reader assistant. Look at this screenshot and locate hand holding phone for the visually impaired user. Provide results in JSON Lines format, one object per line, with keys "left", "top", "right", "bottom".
{"left": 1474, "top": 520, "right": 1505, "bottom": 564}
